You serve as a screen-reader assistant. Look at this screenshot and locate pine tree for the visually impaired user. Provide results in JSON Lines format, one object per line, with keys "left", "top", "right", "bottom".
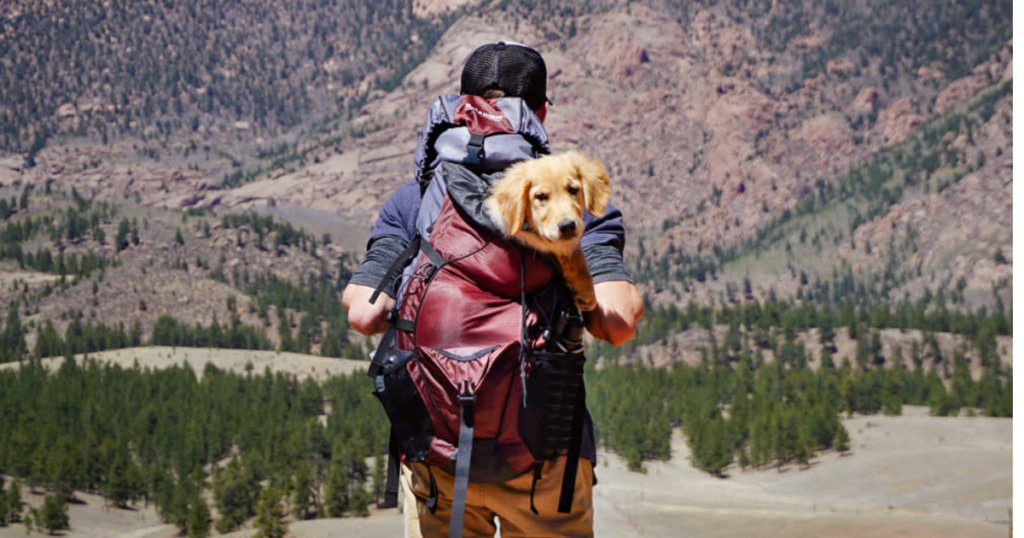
{"left": 348, "top": 480, "right": 372, "bottom": 518}
{"left": 185, "top": 491, "right": 210, "bottom": 538}
{"left": 881, "top": 372, "right": 903, "bottom": 416}
{"left": 105, "top": 453, "right": 131, "bottom": 507}
{"left": 792, "top": 422, "right": 814, "bottom": 468}
{"left": 695, "top": 417, "right": 733, "bottom": 476}
{"left": 808, "top": 405, "right": 835, "bottom": 449}
{"left": 46, "top": 438, "right": 80, "bottom": 502}
{"left": 28, "top": 447, "right": 47, "bottom": 494}
{"left": 6, "top": 481, "right": 22, "bottom": 523}
{"left": 950, "top": 350, "right": 974, "bottom": 411}
{"left": 152, "top": 468, "right": 178, "bottom": 526}
{"left": 772, "top": 407, "right": 793, "bottom": 470}
{"left": 724, "top": 322, "right": 742, "bottom": 357}
{"left": 833, "top": 424, "right": 851, "bottom": 455}
{"left": 370, "top": 454, "right": 387, "bottom": 505}
{"left": 818, "top": 307, "right": 836, "bottom": 350}
{"left": 18, "top": 184, "right": 29, "bottom": 210}
{"left": 292, "top": 459, "right": 315, "bottom": 519}
{"left": 35, "top": 493, "right": 70, "bottom": 534}
{"left": 928, "top": 383, "right": 954, "bottom": 416}
{"left": 213, "top": 457, "right": 259, "bottom": 533}
{"left": 1, "top": 302, "right": 27, "bottom": 363}
{"left": 253, "top": 487, "right": 288, "bottom": 538}
{"left": 323, "top": 465, "right": 348, "bottom": 517}
{"left": 115, "top": 218, "right": 131, "bottom": 252}
{"left": 0, "top": 482, "right": 7, "bottom": 527}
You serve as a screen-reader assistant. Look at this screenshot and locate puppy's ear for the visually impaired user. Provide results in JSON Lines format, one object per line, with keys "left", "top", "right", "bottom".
{"left": 572, "top": 152, "right": 610, "bottom": 217}
{"left": 492, "top": 166, "right": 531, "bottom": 235}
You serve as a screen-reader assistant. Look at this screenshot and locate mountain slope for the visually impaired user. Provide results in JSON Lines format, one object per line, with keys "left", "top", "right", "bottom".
{"left": 3, "top": 0, "right": 1014, "bottom": 313}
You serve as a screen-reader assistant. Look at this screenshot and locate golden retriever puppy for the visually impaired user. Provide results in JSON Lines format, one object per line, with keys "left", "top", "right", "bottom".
{"left": 483, "top": 151, "right": 611, "bottom": 312}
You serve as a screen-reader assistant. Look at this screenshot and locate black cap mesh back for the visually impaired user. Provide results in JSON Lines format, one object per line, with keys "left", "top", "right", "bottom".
{"left": 461, "top": 42, "right": 547, "bottom": 112}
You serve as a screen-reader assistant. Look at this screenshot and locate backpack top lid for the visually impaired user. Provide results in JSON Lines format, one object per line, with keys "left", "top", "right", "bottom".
{"left": 413, "top": 94, "right": 550, "bottom": 186}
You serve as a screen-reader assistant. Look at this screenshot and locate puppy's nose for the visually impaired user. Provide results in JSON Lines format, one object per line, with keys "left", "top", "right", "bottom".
{"left": 558, "top": 220, "right": 578, "bottom": 238}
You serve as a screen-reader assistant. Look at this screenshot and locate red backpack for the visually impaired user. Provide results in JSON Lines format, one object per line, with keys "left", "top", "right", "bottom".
{"left": 367, "top": 96, "right": 587, "bottom": 538}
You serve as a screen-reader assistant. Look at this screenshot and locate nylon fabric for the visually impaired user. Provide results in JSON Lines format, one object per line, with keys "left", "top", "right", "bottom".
{"left": 394, "top": 191, "right": 576, "bottom": 478}
{"left": 413, "top": 95, "right": 549, "bottom": 186}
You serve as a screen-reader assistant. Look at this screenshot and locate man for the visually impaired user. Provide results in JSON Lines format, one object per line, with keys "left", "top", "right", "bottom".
{"left": 342, "top": 41, "right": 643, "bottom": 537}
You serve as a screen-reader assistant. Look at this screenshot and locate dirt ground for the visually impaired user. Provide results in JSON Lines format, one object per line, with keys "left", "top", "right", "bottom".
{"left": 0, "top": 267, "right": 61, "bottom": 288}
{"left": 586, "top": 408, "right": 1010, "bottom": 538}
{"left": 0, "top": 346, "right": 368, "bottom": 382}
{"left": 0, "top": 349, "right": 1011, "bottom": 538}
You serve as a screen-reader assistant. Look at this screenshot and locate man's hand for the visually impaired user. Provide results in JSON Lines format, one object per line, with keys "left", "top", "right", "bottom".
{"left": 583, "top": 280, "right": 644, "bottom": 346}
{"left": 342, "top": 283, "right": 395, "bottom": 336}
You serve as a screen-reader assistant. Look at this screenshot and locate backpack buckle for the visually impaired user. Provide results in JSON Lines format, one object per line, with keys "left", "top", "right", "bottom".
{"left": 458, "top": 380, "right": 476, "bottom": 405}
{"left": 465, "top": 133, "right": 485, "bottom": 165}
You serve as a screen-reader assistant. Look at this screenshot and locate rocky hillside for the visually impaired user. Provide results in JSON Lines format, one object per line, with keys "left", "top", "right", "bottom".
{"left": 0, "top": 185, "right": 361, "bottom": 356}
{"left": 0, "top": 0, "right": 462, "bottom": 153}
{"left": 1, "top": 0, "right": 1014, "bottom": 316}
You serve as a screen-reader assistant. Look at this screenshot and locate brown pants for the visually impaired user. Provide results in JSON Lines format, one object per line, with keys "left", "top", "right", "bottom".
{"left": 402, "top": 457, "right": 594, "bottom": 538}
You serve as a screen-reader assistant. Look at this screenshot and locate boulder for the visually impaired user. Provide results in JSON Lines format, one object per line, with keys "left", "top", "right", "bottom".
{"left": 876, "top": 97, "right": 922, "bottom": 147}
{"left": 851, "top": 86, "right": 880, "bottom": 115}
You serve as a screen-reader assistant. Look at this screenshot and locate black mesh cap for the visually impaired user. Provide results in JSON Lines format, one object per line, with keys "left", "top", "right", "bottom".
{"left": 460, "top": 42, "right": 548, "bottom": 112}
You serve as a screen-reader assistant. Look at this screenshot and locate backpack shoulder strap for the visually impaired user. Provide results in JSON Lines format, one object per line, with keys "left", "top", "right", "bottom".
{"left": 367, "top": 161, "right": 452, "bottom": 306}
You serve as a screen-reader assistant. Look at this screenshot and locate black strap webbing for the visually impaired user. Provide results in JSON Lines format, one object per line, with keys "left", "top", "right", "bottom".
{"left": 380, "top": 433, "right": 400, "bottom": 509}
{"left": 558, "top": 383, "right": 586, "bottom": 514}
{"left": 529, "top": 462, "right": 543, "bottom": 515}
{"left": 395, "top": 318, "right": 416, "bottom": 333}
{"left": 370, "top": 235, "right": 422, "bottom": 305}
{"left": 465, "top": 133, "right": 485, "bottom": 165}
{"left": 449, "top": 390, "right": 476, "bottom": 538}
{"left": 426, "top": 465, "right": 439, "bottom": 514}
{"left": 366, "top": 322, "right": 398, "bottom": 378}
{"left": 419, "top": 239, "right": 446, "bottom": 267}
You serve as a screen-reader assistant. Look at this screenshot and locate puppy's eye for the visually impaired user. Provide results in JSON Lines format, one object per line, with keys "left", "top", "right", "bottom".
{"left": 567, "top": 186, "right": 579, "bottom": 195}
{"left": 535, "top": 192, "right": 549, "bottom": 201}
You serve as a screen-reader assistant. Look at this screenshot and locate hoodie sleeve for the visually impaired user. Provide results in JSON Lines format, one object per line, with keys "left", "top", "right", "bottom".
{"left": 581, "top": 201, "right": 634, "bottom": 284}
{"left": 347, "top": 180, "right": 422, "bottom": 296}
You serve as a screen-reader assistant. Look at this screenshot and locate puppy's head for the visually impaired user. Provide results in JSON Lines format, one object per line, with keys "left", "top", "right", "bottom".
{"left": 488, "top": 151, "right": 610, "bottom": 245}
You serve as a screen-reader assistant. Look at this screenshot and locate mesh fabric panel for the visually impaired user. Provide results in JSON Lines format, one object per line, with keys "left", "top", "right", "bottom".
{"left": 460, "top": 42, "right": 547, "bottom": 112}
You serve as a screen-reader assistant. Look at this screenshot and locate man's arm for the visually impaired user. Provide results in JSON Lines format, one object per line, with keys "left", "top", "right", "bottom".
{"left": 343, "top": 233, "right": 409, "bottom": 336}
{"left": 342, "top": 180, "right": 421, "bottom": 336}
{"left": 584, "top": 280, "right": 644, "bottom": 346}
{"left": 342, "top": 283, "right": 394, "bottom": 336}
{"left": 580, "top": 202, "right": 642, "bottom": 346}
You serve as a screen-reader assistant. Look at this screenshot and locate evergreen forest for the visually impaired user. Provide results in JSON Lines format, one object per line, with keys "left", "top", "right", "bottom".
{"left": 0, "top": 358, "right": 386, "bottom": 533}
{"left": 0, "top": 0, "right": 1013, "bottom": 532}
{"left": 0, "top": 288, "right": 1011, "bottom": 530}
